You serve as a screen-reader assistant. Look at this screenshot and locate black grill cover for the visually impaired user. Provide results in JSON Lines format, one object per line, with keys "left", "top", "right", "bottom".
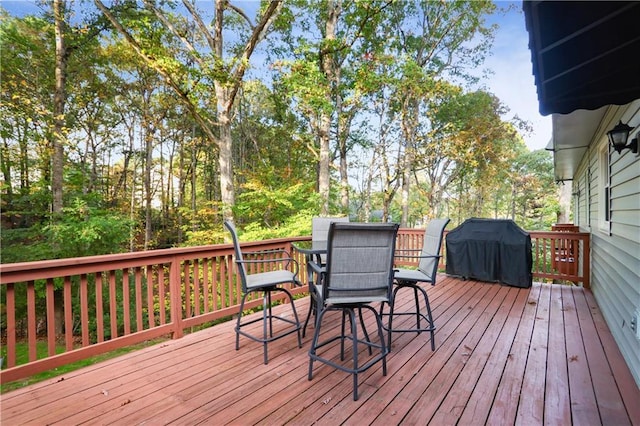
{"left": 445, "top": 218, "right": 532, "bottom": 288}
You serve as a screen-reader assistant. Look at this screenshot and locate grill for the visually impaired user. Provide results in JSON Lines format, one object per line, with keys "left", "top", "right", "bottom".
{"left": 445, "top": 218, "right": 532, "bottom": 288}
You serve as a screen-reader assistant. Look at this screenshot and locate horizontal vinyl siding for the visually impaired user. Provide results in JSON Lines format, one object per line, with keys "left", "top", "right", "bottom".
{"left": 589, "top": 153, "right": 601, "bottom": 231}
{"left": 591, "top": 233, "right": 640, "bottom": 387}
{"left": 577, "top": 174, "right": 588, "bottom": 225}
{"left": 572, "top": 103, "right": 640, "bottom": 387}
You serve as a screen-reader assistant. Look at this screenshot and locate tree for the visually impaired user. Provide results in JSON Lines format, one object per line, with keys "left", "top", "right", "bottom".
{"left": 421, "top": 89, "right": 519, "bottom": 222}
{"left": 1, "top": 13, "right": 56, "bottom": 227}
{"left": 274, "top": 0, "right": 392, "bottom": 216}
{"left": 385, "top": 0, "right": 497, "bottom": 225}
{"left": 94, "top": 0, "right": 283, "bottom": 224}
{"left": 51, "top": 0, "right": 68, "bottom": 215}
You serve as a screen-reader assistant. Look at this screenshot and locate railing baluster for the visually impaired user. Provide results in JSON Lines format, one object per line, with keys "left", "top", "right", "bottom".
{"left": 193, "top": 260, "right": 201, "bottom": 316}
{"left": 80, "top": 274, "right": 89, "bottom": 346}
{"left": 184, "top": 260, "right": 191, "bottom": 319}
{"left": 96, "top": 273, "right": 104, "bottom": 343}
{"left": 64, "top": 276, "right": 73, "bottom": 350}
{"left": 135, "top": 268, "right": 143, "bottom": 332}
{"left": 213, "top": 256, "right": 220, "bottom": 311}
{"left": 27, "top": 280, "right": 36, "bottom": 362}
{"left": 145, "top": 265, "right": 153, "bottom": 328}
{"left": 158, "top": 265, "right": 166, "bottom": 325}
{"left": 6, "top": 283, "right": 16, "bottom": 368}
{"left": 46, "top": 278, "right": 56, "bottom": 357}
{"left": 109, "top": 270, "right": 118, "bottom": 339}
{"left": 122, "top": 269, "right": 131, "bottom": 335}
{"left": 169, "top": 256, "right": 182, "bottom": 339}
{"left": 203, "top": 258, "right": 210, "bottom": 314}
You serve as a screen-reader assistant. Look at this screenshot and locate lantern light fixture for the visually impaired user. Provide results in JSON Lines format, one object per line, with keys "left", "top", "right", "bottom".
{"left": 607, "top": 120, "right": 638, "bottom": 154}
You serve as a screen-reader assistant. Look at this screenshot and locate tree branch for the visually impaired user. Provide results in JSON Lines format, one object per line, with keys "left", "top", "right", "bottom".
{"left": 142, "top": 0, "right": 207, "bottom": 69}
{"left": 94, "top": 0, "right": 220, "bottom": 148}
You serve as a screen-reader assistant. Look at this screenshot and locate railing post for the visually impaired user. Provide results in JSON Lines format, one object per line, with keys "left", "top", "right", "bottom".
{"left": 169, "top": 256, "right": 184, "bottom": 339}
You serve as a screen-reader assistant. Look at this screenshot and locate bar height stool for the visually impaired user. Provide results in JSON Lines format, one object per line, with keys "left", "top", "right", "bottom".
{"left": 381, "top": 218, "right": 450, "bottom": 351}
{"left": 225, "top": 221, "right": 302, "bottom": 364}
{"left": 308, "top": 222, "right": 399, "bottom": 401}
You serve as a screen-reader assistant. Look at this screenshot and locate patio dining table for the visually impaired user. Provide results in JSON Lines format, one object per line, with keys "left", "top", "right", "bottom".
{"left": 292, "top": 241, "right": 327, "bottom": 285}
{"left": 292, "top": 241, "right": 328, "bottom": 336}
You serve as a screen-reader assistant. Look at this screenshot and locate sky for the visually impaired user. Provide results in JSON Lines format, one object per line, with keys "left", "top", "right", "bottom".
{"left": 479, "top": 2, "right": 552, "bottom": 151}
{"left": 1, "top": 0, "right": 551, "bottom": 151}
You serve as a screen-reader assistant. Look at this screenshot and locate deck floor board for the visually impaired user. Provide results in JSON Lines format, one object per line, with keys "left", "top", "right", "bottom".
{"left": 2, "top": 277, "right": 639, "bottom": 426}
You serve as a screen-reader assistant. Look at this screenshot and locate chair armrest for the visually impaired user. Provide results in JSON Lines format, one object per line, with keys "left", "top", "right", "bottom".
{"left": 237, "top": 250, "right": 300, "bottom": 275}
{"left": 394, "top": 250, "right": 441, "bottom": 260}
{"left": 243, "top": 248, "right": 293, "bottom": 258}
{"left": 308, "top": 261, "right": 325, "bottom": 275}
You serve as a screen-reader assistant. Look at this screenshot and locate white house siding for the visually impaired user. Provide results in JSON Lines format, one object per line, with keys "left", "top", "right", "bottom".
{"left": 572, "top": 103, "right": 640, "bottom": 387}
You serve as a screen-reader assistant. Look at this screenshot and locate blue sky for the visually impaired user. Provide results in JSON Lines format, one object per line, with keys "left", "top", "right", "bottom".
{"left": 479, "top": 2, "right": 552, "bottom": 151}
{"left": 1, "top": 0, "right": 550, "bottom": 151}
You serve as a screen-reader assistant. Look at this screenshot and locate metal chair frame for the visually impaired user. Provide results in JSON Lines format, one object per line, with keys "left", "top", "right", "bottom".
{"left": 224, "top": 221, "right": 302, "bottom": 365}
{"left": 302, "top": 216, "right": 349, "bottom": 337}
{"left": 308, "top": 222, "right": 399, "bottom": 401}
{"left": 381, "top": 218, "right": 450, "bottom": 351}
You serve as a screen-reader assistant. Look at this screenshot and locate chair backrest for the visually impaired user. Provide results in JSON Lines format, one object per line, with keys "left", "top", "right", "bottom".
{"left": 312, "top": 216, "right": 350, "bottom": 263}
{"left": 417, "top": 218, "right": 451, "bottom": 280}
{"left": 224, "top": 221, "right": 248, "bottom": 292}
{"left": 323, "top": 222, "right": 399, "bottom": 304}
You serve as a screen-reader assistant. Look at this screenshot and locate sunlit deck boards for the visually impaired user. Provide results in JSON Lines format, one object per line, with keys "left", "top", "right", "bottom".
{"left": 2, "top": 276, "right": 639, "bottom": 425}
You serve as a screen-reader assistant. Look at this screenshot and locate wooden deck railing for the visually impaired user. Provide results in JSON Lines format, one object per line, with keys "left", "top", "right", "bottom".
{"left": 0, "top": 228, "right": 589, "bottom": 384}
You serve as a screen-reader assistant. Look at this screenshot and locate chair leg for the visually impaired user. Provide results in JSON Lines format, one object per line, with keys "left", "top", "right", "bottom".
{"left": 358, "top": 308, "right": 373, "bottom": 355}
{"left": 413, "top": 286, "right": 421, "bottom": 331}
{"left": 302, "top": 290, "right": 315, "bottom": 338}
{"left": 340, "top": 310, "right": 348, "bottom": 361}
{"left": 309, "top": 304, "right": 388, "bottom": 401}
{"left": 283, "top": 287, "right": 303, "bottom": 349}
{"left": 348, "top": 308, "right": 359, "bottom": 401}
{"left": 236, "top": 287, "right": 301, "bottom": 365}
{"left": 373, "top": 306, "right": 388, "bottom": 376}
{"left": 308, "top": 306, "right": 329, "bottom": 381}
{"left": 385, "top": 285, "right": 402, "bottom": 349}
{"left": 262, "top": 291, "right": 269, "bottom": 365}
{"left": 417, "top": 285, "right": 436, "bottom": 351}
{"left": 236, "top": 293, "right": 249, "bottom": 351}
{"left": 385, "top": 282, "right": 436, "bottom": 351}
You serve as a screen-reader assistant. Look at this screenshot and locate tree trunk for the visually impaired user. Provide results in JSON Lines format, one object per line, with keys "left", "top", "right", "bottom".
{"left": 143, "top": 113, "right": 153, "bottom": 249}
{"left": 191, "top": 135, "right": 197, "bottom": 230}
{"left": 52, "top": 0, "right": 69, "bottom": 336}
{"left": 318, "top": 115, "right": 331, "bottom": 216}
{"left": 52, "top": 0, "right": 66, "bottom": 216}
{"left": 317, "top": 0, "right": 340, "bottom": 216}
{"left": 216, "top": 106, "right": 235, "bottom": 222}
{"left": 557, "top": 183, "right": 572, "bottom": 224}
{"left": 399, "top": 98, "right": 419, "bottom": 227}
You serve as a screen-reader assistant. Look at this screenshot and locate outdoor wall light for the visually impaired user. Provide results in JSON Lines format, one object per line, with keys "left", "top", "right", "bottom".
{"left": 607, "top": 120, "right": 638, "bottom": 154}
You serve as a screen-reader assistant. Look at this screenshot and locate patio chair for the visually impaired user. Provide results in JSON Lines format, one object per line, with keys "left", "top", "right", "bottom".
{"left": 311, "top": 216, "right": 350, "bottom": 265}
{"left": 381, "top": 218, "right": 450, "bottom": 351}
{"left": 224, "top": 221, "right": 302, "bottom": 365}
{"left": 302, "top": 216, "right": 350, "bottom": 336}
{"left": 308, "top": 222, "right": 399, "bottom": 401}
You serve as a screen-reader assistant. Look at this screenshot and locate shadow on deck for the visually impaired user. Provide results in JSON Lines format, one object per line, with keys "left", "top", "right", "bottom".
{"left": 1, "top": 276, "right": 639, "bottom": 425}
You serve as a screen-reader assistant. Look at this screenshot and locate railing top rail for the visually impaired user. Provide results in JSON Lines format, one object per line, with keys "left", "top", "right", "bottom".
{"left": 529, "top": 231, "right": 590, "bottom": 238}
{"left": 0, "top": 235, "right": 311, "bottom": 284}
{"left": 0, "top": 230, "right": 587, "bottom": 283}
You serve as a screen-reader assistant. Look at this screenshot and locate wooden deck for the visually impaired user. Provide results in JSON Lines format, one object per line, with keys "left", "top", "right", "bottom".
{"left": 1, "top": 276, "right": 639, "bottom": 425}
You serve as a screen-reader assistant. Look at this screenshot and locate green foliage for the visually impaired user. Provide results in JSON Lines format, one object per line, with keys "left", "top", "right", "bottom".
{"left": 1, "top": 2, "right": 565, "bottom": 257}
{"left": 238, "top": 209, "right": 317, "bottom": 241}
{"left": 44, "top": 198, "right": 134, "bottom": 259}
{"left": 235, "top": 180, "right": 317, "bottom": 225}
